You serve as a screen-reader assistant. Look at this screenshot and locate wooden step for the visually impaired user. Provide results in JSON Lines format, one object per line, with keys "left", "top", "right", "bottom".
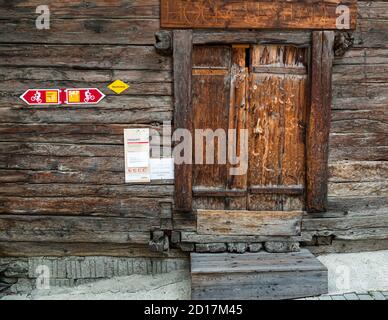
{"left": 191, "top": 249, "right": 328, "bottom": 300}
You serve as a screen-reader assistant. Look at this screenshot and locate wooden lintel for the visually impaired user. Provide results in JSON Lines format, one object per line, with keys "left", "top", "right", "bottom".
{"left": 192, "top": 30, "right": 312, "bottom": 47}
{"left": 161, "top": 0, "right": 357, "bottom": 30}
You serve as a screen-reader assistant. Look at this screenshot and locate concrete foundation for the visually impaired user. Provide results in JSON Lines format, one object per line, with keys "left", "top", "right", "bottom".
{"left": 0, "top": 256, "right": 189, "bottom": 297}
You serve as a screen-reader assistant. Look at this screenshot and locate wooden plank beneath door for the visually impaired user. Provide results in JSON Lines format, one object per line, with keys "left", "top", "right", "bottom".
{"left": 197, "top": 210, "right": 302, "bottom": 236}
{"left": 173, "top": 30, "right": 193, "bottom": 212}
{"left": 306, "top": 31, "right": 335, "bottom": 213}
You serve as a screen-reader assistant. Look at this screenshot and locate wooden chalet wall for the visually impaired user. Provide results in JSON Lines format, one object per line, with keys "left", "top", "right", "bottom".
{"left": 0, "top": 1, "right": 178, "bottom": 258}
{"left": 0, "top": 1, "right": 386, "bottom": 256}
{"left": 304, "top": 1, "right": 388, "bottom": 253}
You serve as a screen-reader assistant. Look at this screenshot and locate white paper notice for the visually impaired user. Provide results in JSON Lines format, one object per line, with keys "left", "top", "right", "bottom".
{"left": 124, "top": 129, "right": 150, "bottom": 183}
{"left": 150, "top": 158, "right": 174, "bottom": 180}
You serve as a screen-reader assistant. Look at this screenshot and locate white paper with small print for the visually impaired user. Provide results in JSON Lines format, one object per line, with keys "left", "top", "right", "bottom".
{"left": 124, "top": 129, "right": 150, "bottom": 183}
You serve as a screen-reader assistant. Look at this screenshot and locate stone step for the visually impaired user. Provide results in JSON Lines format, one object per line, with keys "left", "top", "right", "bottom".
{"left": 191, "top": 249, "right": 328, "bottom": 300}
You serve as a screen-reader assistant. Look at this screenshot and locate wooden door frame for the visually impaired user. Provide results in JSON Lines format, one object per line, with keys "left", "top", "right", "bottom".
{"left": 173, "top": 30, "right": 335, "bottom": 214}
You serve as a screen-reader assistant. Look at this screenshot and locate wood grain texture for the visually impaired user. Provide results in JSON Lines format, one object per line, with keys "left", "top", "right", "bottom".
{"left": 0, "top": 0, "right": 160, "bottom": 19}
{"left": 0, "top": 0, "right": 386, "bottom": 258}
{"left": 248, "top": 45, "right": 308, "bottom": 211}
{"left": 0, "top": 45, "right": 171, "bottom": 70}
{"left": 181, "top": 232, "right": 302, "bottom": 244}
{"left": 192, "top": 46, "right": 231, "bottom": 211}
{"left": 0, "top": 242, "right": 187, "bottom": 258}
{"left": 0, "top": 215, "right": 158, "bottom": 244}
{"left": 173, "top": 30, "right": 193, "bottom": 212}
{"left": 226, "top": 46, "right": 249, "bottom": 210}
{"left": 306, "top": 31, "right": 335, "bottom": 213}
{"left": 0, "top": 19, "right": 160, "bottom": 45}
{"left": 192, "top": 30, "right": 311, "bottom": 46}
{"left": 0, "top": 196, "right": 170, "bottom": 218}
{"left": 191, "top": 250, "right": 328, "bottom": 300}
{"left": 197, "top": 210, "right": 302, "bottom": 236}
{"left": 161, "top": 0, "right": 357, "bottom": 30}
{"left": 0, "top": 123, "right": 167, "bottom": 145}
{"left": 0, "top": 2, "right": 175, "bottom": 257}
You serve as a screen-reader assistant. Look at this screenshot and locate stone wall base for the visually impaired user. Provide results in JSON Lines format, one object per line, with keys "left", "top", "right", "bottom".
{"left": 0, "top": 256, "right": 189, "bottom": 297}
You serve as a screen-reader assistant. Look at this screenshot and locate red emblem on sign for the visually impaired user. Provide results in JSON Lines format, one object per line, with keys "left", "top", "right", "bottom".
{"left": 20, "top": 88, "right": 105, "bottom": 106}
{"left": 65, "top": 88, "right": 105, "bottom": 105}
{"left": 20, "top": 89, "right": 61, "bottom": 105}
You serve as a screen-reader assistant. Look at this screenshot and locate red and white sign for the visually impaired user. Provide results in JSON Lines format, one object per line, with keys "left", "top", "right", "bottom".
{"left": 20, "top": 88, "right": 105, "bottom": 106}
{"left": 64, "top": 88, "right": 105, "bottom": 105}
{"left": 20, "top": 89, "right": 61, "bottom": 106}
{"left": 124, "top": 129, "right": 151, "bottom": 183}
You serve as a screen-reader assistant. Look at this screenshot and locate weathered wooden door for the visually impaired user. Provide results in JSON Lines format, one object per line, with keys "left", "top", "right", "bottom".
{"left": 191, "top": 44, "right": 308, "bottom": 236}
{"left": 248, "top": 45, "right": 308, "bottom": 212}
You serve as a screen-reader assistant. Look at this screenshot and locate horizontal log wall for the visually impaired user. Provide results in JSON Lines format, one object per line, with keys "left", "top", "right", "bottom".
{"left": 303, "top": 1, "right": 388, "bottom": 252}
{"left": 0, "top": 1, "right": 386, "bottom": 256}
{"left": 0, "top": 0, "right": 175, "bottom": 257}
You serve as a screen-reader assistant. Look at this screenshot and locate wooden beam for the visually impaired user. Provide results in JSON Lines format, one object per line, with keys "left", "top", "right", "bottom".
{"left": 193, "top": 30, "right": 311, "bottom": 47}
{"left": 0, "top": 215, "right": 155, "bottom": 244}
{"left": 193, "top": 188, "right": 247, "bottom": 198}
{"left": 249, "top": 185, "right": 304, "bottom": 196}
{"left": 307, "top": 31, "right": 335, "bottom": 213}
{"left": 197, "top": 210, "right": 303, "bottom": 236}
{"left": 173, "top": 30, "right": 193, "bottom": 212}
{"left": 181, "top": 232, "right": 302, "bottom": 244}
{"left": 0, "top": 242, "right": 188, "bottom": 258}
{"left": 252, "top": 66, "right": 307, "bottom": 75}
{"left": 161, "top": 0, "right": 357, "bottom": 30}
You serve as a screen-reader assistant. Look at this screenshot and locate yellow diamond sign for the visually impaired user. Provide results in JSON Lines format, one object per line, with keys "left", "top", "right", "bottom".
{"left": 108, "top": 80, "right": 129, "bottom": 94}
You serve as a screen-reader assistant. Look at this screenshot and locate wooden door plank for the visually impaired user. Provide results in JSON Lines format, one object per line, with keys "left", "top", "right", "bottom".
{"left": 197, "top": 210, "right": 302, "bottom": 236}
{"left": 161, "top": 0, "right": 357, "bottom": 30}
{"left": 281, "top": 54, "right": 308, "bottom": 211}
{"left": 173, "top": 30, "right": 193, "bottom": 212}
{"left": 248, "top": 45, "right": 308, "bottom": 211}
{"left": 248, "top": 45, "right": 285, "bottom": 210}
{"left": 306, "top": 31, "right": 335, "bottom": 213}
{"left": 227, "top": 46, "right": 249, "bottom": 210}
{"left": 192, "top": 46, "right": 232, "bottom": 210}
